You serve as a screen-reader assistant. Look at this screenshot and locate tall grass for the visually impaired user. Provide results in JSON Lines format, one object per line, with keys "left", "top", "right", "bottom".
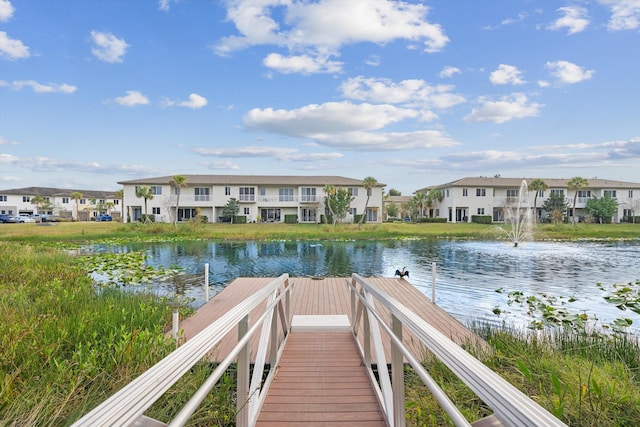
{"left": 405, "top": 322, "right": 640, "bottom": 426}
{"left": 0, "top": 242, "right": 176, "bottom": 425}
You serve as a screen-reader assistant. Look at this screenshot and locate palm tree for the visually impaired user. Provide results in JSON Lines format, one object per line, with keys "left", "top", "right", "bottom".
{"left": 70, "top": 191, "right": 83, "bottom": 221}
{"left": 425, "top": 189, "right": 444, "bottom": 218}
{"left": 358, "top": 176, "right": 378, "bottom": 227}
{"left": 567, "top": 176, "right": 589, "bottom": 224}
{"left": 170, "top": 175, "right": 188, "bottom": 226}
{"left": 135, "top": 186, "right": 154, "bottom": 223}
{"left": 413, "top": 192, "right": 428, "bottom": 220}
{"left": 529, "top": 179, "right": 548, "bottom": 223}
{"left": 323, "top": 185, "right": 337, "bottom": 226}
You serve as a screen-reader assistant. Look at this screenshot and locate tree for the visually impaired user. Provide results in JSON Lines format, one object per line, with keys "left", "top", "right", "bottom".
{"left": 387, "top": 188, "right": 402, "bottom": 196}
{"left": 528, "top": 179, "right": 548, "bottom": 223}
{"left": 170, "top": 175, "right": 188, "bottom": 226}
{"left": 385, "top": 202, "right": 399, "bottom": 219}
{"left": 541, "top": 193, "right": 569, "bottom": 225}
{"left": 30, "top": 195, "right": 50, "bottom": 214}
{"left": 71, "top": 192, "right": 83, "bottom": 221}
{"left": 222, "top": 198, "right": 240, "bottom": 224}
{"left": 586, "top": 194, "right": 618, "bottom": 224}
{"left": 323, "top": 185, "right": 354, "bottom": 227}
{"left": 425, "top": 189, "right": 444, "bottom": 218}
{"left": 358, "top": 176, "right": 378, "bottom": 227}
{"left": 412, "top": 192, "right": 428, "bottom": 219}
{"left": 567, "top": 176, "right": 589, "bottom": 224}
{"left": 135, "top": 186, "right": 154, "bottom": 223}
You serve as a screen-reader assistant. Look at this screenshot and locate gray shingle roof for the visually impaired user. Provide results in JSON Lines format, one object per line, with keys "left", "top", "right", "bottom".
{"left": 118, "top": 175, "right": 386, "bottom": 187}
{"left": 0, "top": 186, "right": 118, "bottom": 198}
{"left": 415, "top": 177, "right": 640, "bottom": 193}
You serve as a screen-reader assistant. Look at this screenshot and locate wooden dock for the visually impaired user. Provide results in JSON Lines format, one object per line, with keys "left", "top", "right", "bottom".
{"left": 177, "top": 276, "right": 480, "bottom": 363}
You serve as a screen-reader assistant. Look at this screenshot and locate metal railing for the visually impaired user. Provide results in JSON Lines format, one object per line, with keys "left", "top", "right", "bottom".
{"left": 71, "top": 274, "right": 294, "bottom": 427}
{"left": 347, "top": 273, "right": 568, "bottom": 427}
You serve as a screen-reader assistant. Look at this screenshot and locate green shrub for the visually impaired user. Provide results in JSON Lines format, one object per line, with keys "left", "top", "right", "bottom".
{"left": 471, "top": 215, "right": 492, "bottom": 224}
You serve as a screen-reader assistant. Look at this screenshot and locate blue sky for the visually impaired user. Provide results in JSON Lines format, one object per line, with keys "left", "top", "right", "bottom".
{"left": 1, "top": 0, "right": 639, "bottom": 195}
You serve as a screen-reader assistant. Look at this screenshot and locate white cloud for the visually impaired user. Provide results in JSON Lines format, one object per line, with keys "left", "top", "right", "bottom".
{"left": 202, "top": 160, "right": 241, "bottom": 170}
{"left": 243, "top": 101, "right": 458, "bottom": 151}
{"left": 90, "top": 31, "right": 129, "bottom": 63}
{"left": 158, "top": 0, "right": 171, "bottom": 12}
{"left": 547, "top": 6, "right": 590, "bottom": 34}
{"left": 195, "top": 145, "right": 343, "bottom": 162}
{"left": 263, "top": 52, "right": 343, "bottom": 74}
{"left": 340, "top": 76, "right": 465, "bottom": 109}
{"left": 598, "top": 0, "right": 640, "bottom": 30}
{"left": 2, "top": 154, "right": 155, "bottom": 175}
{"left": 464, "top": 93, "right": 542, "bottom": 124}
{"left": 0, "top": 31, "right": 30, "bottom": 60}
{"left": 4, "top": 80, "right": 77, "bottom": 93}
{"left": 114, "top": 90, "right": 150, "bottom": 106}
{"left": 244, "top": 101, "right": 418, "bottom": 136}
{"left": 0, "top": 136, "right": 19, "bottom": 145}
{"left": 0, "top": 0, "right": 14, "bottom": 22}
{"left": 546, "top": 60, "right": 595, "bottom": 83}
{"left": 214, "top": 0, "right": 448, "bottom": 74}
{"left": 178, "top": 93, "right": 208, "bottom": 109}
{"left": 490, "top": 64, "right": 525, "bottom": 85}
{"left": 439, "top": 66, "right": 461, "bottom": 78}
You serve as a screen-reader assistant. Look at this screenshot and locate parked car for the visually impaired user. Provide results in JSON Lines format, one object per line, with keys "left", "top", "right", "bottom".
{"left": 30, "top": 213, "right": 51, "bottom": 222}
{"left": 0, "top": 214, "right": 19, "bottom": 223}
{"left": 95, "top": 214, "right": 113, "bottom": 221}
{"left": 18, "top": 216, "right": 36, "bottom": 223}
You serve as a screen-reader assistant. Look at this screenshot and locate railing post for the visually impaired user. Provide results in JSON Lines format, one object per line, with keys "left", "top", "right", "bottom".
{"left": 391, "top": 314, "right": 405, "bottom": 427}
{"left": 431, "top": 261, "right": 437, "bottom": 303}
{"left": 204, "top": 263, "right": 209, "bottom": 302}
{"left": 236, "top": 315, "right": 250, "bottom": 427}
{"left": 172, "top": 308, "right": 179, "bottom": 343}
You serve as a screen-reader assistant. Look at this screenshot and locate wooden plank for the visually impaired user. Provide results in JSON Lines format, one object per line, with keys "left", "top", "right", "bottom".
{"left": 255, "top": 331, "right": 386, "bottom": 427}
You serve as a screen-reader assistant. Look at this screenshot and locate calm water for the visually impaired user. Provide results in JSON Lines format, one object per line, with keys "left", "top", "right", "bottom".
{"left": 95, "top": 239, "right": 640, "bottom": 331}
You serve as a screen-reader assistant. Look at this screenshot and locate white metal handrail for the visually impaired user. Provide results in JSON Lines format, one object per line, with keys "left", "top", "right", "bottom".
{"left": 71, "top": 274, "right": 293, "bottom": 427}
{"left": 348, "top": 273, "right": 568, "bottom": 427}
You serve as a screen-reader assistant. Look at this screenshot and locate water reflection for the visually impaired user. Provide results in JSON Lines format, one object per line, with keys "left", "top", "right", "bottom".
{"left": 99, "top": 239, "right": 640, "bottom": 331}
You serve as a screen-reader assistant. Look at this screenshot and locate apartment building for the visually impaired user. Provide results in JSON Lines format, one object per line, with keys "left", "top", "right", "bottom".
{"left": 416, "top": 177, "right": 640, "bottom": 223}
{"left": 118, "top": 175, "right": 385, "bottom": 224}
{"left": 0, "top": 187, "right": 122, "bottom": 220}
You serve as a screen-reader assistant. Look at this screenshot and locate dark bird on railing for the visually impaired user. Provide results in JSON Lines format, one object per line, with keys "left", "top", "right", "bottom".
{"left": 395, "top": 267, "right": 409, "bottom": 278}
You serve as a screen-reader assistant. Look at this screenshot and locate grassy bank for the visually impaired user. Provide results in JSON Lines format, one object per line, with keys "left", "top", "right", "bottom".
{"left": 1, "top": 220, "right": 638, "bottom": 243}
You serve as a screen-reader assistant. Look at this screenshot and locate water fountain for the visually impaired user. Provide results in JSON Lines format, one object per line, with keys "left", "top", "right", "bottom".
{"left": 503, "top": 179, "right": 534, "bottom": 247}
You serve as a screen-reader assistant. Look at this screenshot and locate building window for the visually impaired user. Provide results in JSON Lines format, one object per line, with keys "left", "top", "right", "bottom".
{"left": 366, "top": 208, "right": 377, "bottom": 222}
{"left": 348, "top": 187, "right": 358, "bottom": 196}
{"left": 350, "top": 208, "right": 357, "bottom": 216}
{"left": 244, "top": 207, "right": 250, "bottom": 215}
{"left": 194, "top": 187, "right": 210, "bottom": 201}
{"left": 239, "top": 187, "right": 255, "bottom": 201}
{"left": 259, "top": 187, "right": 266, "bottom": 196}
{"left": 506, "top": 189, "right": 518, "bottom": 198}
{"left": 301, "top": 187, "right": 316, "bottom": 202}
{"left": 446, "top": 189, "right": 449, "bottom": 197}
{"left": 477, "top": 208, "right": 485, "bottom": 215}
{"left": 604, "top": 190, "right": 617, "bottom": 198}
{"left": 551, "top": 189, "right": 564, "bottom": 196}
{"left": 152, "top": 207, "right": 161, "bottom": 215}
{"left": 80, "top": 199, "right": 86, "bottom": 204}
{"left": 629, "top": 190, "right": 634, "bottom": 198}
{"left": 279, "top": 188, "right": 294, "bottom": 201}
{"left": 538, "top": 190, "right": 545, "bottom": 197}
{"left": 462, "top": 188, "right": 468, "bottom": 197}
{"left": 0, "top": 195, "right": 6, "bottom": 202}
{"left": 114, "top": 199, "right": 119, "bottom": 205}
{"left": 150, "top": 186, "right": 162, "bottom": 195}
{"left": 578, "top": 190, "right": 591, "bottom": 198}
{"left": 62, "top": 197, "right": 69, "bottom": 203}
{"left": 225, "top": 186, "right": 231, "bottom": 195}
{"left": 476, "top": 188, "right": 486, "bottom": 197}
{"left": 99, "top": 199, "right": 105, "bottom": 204}
{"left": 23, "top": 196, "right": 30, "bottom": 202}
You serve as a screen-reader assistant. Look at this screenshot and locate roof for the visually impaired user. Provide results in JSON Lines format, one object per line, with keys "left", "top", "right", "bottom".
{"left": 415, "top": 177, "right": 640, "bottom": 193}
{"left": 118, "top": 175, "right": 386, "bottom": 187}
{"left": 0, "top": 186, "right": 118, "bottom": 198}
{"left": 384, "top": 196, "right": 413, "bottom": 203}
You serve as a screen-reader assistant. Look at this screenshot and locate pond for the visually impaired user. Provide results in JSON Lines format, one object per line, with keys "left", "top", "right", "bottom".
{"left": 93, "top": 239, "right": 640, "bottom": 332}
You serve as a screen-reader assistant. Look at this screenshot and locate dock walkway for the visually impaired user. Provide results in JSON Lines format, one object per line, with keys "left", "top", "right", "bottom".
{"left": 178, "top": 276, "right": 479, "bottom": 363}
